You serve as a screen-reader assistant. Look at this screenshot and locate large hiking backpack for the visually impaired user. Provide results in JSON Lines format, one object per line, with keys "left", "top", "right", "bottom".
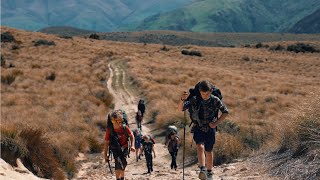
{"left": 107, "top": 109, "right": 129, "bottom": 128}
{"left": 165, "top": 125, "right": 178, "bottom": 142}
{"left": 186, "top": 82, "right": 223, "bottom": 126}
{"left": 107, "top": 110, "right": 131, "bottom": 157}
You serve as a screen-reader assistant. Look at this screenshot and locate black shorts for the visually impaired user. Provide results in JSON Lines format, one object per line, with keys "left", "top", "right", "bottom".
{"left": 112, "top": 149, "right": 128, "bottom": 170}
{"left": 193, "top": 126, "right": 216, "bottom": 152}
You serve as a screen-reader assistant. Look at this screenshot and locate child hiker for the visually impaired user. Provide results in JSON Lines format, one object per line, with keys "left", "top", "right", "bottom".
{"left": 141, "top": 135, "right": 156, "bottom": 173}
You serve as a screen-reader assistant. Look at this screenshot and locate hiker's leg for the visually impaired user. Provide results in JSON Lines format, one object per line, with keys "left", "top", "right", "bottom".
{"left": 115, "top": 170, "right": 121, "bottom": 179}
{"left": 170, "top": 152, "right": 174, "bottom": 168}
{"left": 205, "top": 151, "right": 213, "bottom": 171}
{"left": 120, "top": 170, "right": 125, "bottom": 179}
{"left": 173, "top": 150, "right": 178, "bottom": 168}
{"left": 204, "top": 128, "right": 215, "bottom": 171}
{"left": 196, "top": 144, "right": 205, "bottom": 167}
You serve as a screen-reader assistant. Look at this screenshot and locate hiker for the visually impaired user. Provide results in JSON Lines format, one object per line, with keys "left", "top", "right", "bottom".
{"left": 138, "top": 99, "right": 145, "bottom": 117}
{"left": 178, "top": 80, "right": 229, "bottom": 180}
{"left": 165, "top": 130, "right": 180, "bottom": 170}
{"left": 141, "top": 135, "right": 156, "bottom": 173}
{"left": 135, "top": 110, "right": 143, "bottom": 130}
{"left": 133, "top": 129, "right": 143, "bottom": 162}
{"left": 104, "top": 110, "right": 135, "bottom": 180}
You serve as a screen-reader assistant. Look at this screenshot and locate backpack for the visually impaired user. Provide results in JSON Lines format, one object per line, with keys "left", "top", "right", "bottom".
{"left": 136, "top": 111, "right": 143, "bottom": 122}
{"left": 107, "top": 110, "right": 130, "bottom": 156}
{"left": 107, "top": 109, "right": 129, "bottom": 128}
{"left": 165, "top": 125, "right": 178, "bottom": 143}
{"left": 186, "top": 82, "right": 223, "bottom": 126}
{"left": 141, "top": 135, "right": 155, "bottom": 144}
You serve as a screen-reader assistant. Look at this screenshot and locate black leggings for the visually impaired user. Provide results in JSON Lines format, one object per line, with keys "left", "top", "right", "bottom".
{"left": 145, "top": 153, "right": 153, "bottom": 171}
{"left": 170, "top": 150, "right": 178, "bottom": 168}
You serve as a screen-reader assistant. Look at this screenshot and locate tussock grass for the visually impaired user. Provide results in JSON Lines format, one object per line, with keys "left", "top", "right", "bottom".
{"left": 1, "top": 26, "right": 320, "bottom": 176}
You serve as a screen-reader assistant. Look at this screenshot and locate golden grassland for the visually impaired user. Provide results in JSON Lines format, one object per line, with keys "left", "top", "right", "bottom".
{"left": 1, "top": 26, "right": 320, "bottom": 178}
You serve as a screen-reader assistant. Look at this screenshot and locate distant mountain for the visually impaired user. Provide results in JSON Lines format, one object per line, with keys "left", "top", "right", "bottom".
{"left": 289, "top": 9, "right": 320, "bottom": 34}
{"left": 1, "top": 0, "right": 193, "bottom": 32}
{"left": 136, "top": 0, "right": 320, "bottom": 33}
{"left": 1, "top": 0, "right": 320, "bottom": 33}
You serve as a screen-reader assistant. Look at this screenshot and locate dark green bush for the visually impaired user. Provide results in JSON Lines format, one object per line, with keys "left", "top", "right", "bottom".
{"left": 287, "top": 43, "right": 319, "bottom": 53}
{"left": 1, "top": 32, "right": 16, "bottom": 43}
{"left": 34, "top": 39, "right": 56, "bottom": 46}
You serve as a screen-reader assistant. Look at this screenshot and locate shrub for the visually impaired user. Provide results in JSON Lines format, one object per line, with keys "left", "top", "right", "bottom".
{"left": 160, "top": 45, "right": 169, "bottom": 51}
{"left": 1, "top": 74, "right": 16, "bottom": 85}
{"left": 287, "top": 43, "right": 319, "bottom": 53}
{"left": 59, "top": 35, "right": 73, "bottom": 39}
{"left": 89, "top": 33, "right": 99, "bottom": 40}
{"left": 88, "top": 136, "right": 103, "bottom": 154}
{"left": 1, "top": 55, "right": 5, "bottom": 67}
{"left": 218, "top": 120, "right": 240, "bottom": 135}
{"left": 181, "top": 49, "right": 202, "bottom": 57}
{"left": 19, "top": 128, "right": 65, "bottom": 179}
{"left": 269, "top": 44, "right": 285, "bottom": 51}
{"left": 34, "top": 39, "right": 56, "bottom": 46}
{"left": 12, "top": 44, "right": 20, "bottom": 50}
{"left": 241, "top": 56, "right": 250, "bottom": 61}
{"left": 93, "top": 89, "right": 113, "bottom": 107}
{"left": 45, "top": 72, "right": 56, "bottom": 81}
{"left": 1, "top": 32, "right": 16, "bottom": 43}
{"left": 255, "top": 42, "right": 263, "bottom": 48}
{"left": 214, "top": 133, "right": 244, "bottom": 165}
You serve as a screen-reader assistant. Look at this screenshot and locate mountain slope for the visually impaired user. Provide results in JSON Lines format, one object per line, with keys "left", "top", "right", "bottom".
{"left": 136, "top": 0, "right": 320, "bottom": 32}
{"left": 288, "top": 8, "right": 320, "bottom": 33}
{"left": 1, "top": 0, "right": 193, "bottom": 32}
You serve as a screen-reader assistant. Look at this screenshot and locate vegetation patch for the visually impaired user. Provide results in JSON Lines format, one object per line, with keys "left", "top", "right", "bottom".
{"left": 34, "top": 39, "right": 56, "bottom": 46}
{"left": 181, "top": 49, "right": 202, "bottom": 57}
{"left": 1, "top": 32, "right": 16, "bottom": 43}
{"left": 287, "top": 43, "right": 319, "bottom": 53}
{"left": 89, "top": 33, "right": 100, "bottom": 40}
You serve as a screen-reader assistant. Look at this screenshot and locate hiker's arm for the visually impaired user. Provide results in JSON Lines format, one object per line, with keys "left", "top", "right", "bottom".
{"left": 128, "top": 130, "right": 136, "bottom": 152}
{"left": 152, "top": 144, "right": 156, "bottom": 158}
{"left": 211, "top": 113, "right": 228, "bottom": 128}
{"left": 210, "top": 99, "right": 229, "bottom": 128}
{"left": 178, "top": 91, "right": 189, "bottom": 111}
{"left": 104, "top": 141, "right": 109, "bottom": 162}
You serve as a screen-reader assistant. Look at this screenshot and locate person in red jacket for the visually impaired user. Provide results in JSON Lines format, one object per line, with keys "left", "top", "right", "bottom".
{"left": 104, "top": 110, "right": 135, "bottom": 180}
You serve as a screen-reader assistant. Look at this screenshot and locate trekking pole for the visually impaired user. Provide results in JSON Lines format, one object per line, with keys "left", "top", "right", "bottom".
{"left": 183, "top": 109, "right": 186, "bottom": 180}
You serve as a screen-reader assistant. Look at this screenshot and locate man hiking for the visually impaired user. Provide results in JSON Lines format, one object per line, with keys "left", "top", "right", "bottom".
{"left": 104, "top": 110, "right": 135, "bottom": 180}
{"left": 178, "top": 80, "right": 229, "bottom": 180}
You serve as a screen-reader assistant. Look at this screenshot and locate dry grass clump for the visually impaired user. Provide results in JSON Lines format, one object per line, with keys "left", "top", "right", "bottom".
{"left": 268, "top": 95, "right": 320, "bottom": 179}
{"left": 1, "top": 125, "right": 65, "bottom": 180}
{"left": 1, "top": 27, "right": 116, "bottom": 178}
{"left": 126, "top": 40, "right": 320, "bottom": 164}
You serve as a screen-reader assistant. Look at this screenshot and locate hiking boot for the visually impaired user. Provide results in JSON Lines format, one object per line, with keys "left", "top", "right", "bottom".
{"left": 198, "top": 166, "right": 207, "bottom": 180}
{"left": 207, "top": 170, "right": 213, "bottom": 180}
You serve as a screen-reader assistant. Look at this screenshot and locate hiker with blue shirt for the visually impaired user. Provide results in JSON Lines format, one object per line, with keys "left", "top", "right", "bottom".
{"left": 178, "top": 80, "right": 229, "bottom": 180}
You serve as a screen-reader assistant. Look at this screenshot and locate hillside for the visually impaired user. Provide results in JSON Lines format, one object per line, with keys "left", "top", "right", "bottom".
{"left": 38, "top": 26, "right": 320, "bottom": 47}
{"left": 39, "top": 26, "right": 96, "bottom": 36}
{"left": 289, "top": 8, "right": 320, "bottom": 34}
{"left": 1, "top": 27, "right": 319, "bottom": 179}
{"left": 0, "top": 0, "right": 193, "bottom": 32}
{"left": 136, "top": 0, "right": 320, "bottom": 32}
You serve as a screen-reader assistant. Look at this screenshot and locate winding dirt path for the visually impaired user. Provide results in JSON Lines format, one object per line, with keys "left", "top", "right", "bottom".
{"left": 73, "top": 60, "right": 272, "bottom": 180}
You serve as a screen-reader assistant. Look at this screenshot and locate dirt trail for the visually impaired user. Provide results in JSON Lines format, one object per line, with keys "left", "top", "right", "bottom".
{"left": 74, "top": 60, "right": 272, "bottom": 180}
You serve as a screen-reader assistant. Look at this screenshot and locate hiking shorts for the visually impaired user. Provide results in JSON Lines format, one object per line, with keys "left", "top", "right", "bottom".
{"left": 193, "top": 126, "right": 216, "bottom": 152}
{"left": 113, "top": 149, "right": 128, "bottom": 170}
